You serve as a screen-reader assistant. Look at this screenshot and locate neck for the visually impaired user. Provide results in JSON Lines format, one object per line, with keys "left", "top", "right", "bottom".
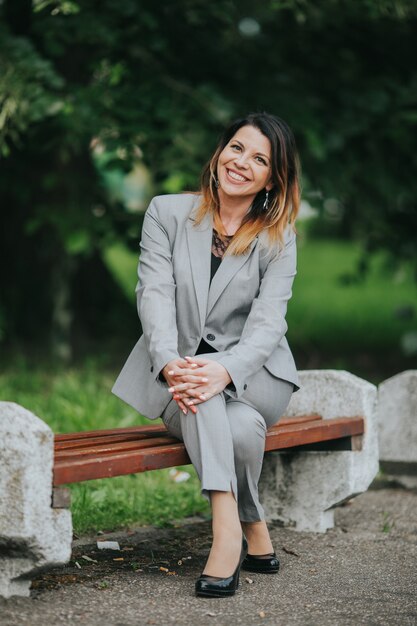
{"left": 217, "top": 190, "right": 255, "bottom": 233}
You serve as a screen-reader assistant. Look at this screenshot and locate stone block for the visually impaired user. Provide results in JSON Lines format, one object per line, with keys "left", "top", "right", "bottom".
{"left": 0, "top": 402, "right": 72, "bottom": 598}
{"left": 259, "top": 370, "right": 379, "bottom": 532}
{"left": 377, "top": 370, "right": 417, "bottom": 489}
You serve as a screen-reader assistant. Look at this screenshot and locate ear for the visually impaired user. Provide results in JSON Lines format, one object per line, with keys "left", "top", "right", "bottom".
{"left": 265, "top": 181, "right": 274, "bottom": 192}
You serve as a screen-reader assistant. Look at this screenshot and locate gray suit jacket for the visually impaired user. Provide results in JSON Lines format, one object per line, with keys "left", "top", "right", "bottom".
{"left": 112, "top": 193, "right": 299, "bottom": 419}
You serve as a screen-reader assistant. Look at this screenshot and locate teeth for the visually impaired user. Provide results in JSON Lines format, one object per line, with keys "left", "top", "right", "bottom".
{"left": 227, "top": 169, "right": 247, "bottom": 182}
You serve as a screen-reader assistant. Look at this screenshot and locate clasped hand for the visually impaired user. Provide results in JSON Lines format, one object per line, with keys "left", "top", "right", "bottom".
{"left": 162, "top": 356, "right": 232, "bottom": 415}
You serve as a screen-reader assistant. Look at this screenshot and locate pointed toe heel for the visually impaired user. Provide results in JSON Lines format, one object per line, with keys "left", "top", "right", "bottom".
{"left": 195, "top": 537, "right": 248, "bottom": 598}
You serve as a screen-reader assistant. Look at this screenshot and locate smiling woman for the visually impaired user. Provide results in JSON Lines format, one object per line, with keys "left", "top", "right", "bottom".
{"left": 219, "top": 126, "right": 272, "bottom": 192}
{"left": 196, "top": 112, "right": 300, "bottom": 256}
{"left": 112, "top": 111, "right": 301, "bottom": 598}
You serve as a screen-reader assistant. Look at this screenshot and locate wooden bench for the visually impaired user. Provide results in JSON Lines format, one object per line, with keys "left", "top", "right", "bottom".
{"left": 1, "top": 372, "right": 379, "bottom": 597}
{"left": 52, "top": 414, "right": 364, "bottom": 504}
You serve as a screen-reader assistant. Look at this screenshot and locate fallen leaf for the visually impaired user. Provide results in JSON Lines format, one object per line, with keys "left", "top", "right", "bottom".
{"left": 282, "top": 546, "right": 300, "bottom": 557}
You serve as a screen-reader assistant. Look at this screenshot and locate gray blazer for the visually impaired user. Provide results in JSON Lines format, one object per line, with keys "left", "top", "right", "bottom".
{"left": 112, "top": 193, "right": 299, "bottom": 419}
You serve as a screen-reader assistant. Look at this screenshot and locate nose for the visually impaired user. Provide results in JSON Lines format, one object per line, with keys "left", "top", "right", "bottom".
{"left": 234, "top": 153, "right": 249, "bottom": 168}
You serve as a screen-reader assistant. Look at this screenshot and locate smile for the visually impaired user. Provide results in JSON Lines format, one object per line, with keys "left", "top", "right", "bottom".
{"left": 226, "top": 168, "right": 250, "bottom": 183}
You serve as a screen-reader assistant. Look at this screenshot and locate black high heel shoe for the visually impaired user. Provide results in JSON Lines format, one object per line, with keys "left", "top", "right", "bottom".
{"left": 195, "top": 537, "right": 248, "bottom": 598}
{"left": 241, "top": 550, "right": 280, "bottom": 574}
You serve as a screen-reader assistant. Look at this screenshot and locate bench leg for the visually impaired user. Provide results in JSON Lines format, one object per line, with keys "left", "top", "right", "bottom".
{"left": 0, "top": 402, "right": 73, "bottom": 598}
{"left": 259, "top": 370, "right": 379, "bottom": 532}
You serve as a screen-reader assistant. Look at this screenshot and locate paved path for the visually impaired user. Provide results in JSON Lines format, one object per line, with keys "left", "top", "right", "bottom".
{"left": 1, "top": 488, "right": 416, "bottom": 626}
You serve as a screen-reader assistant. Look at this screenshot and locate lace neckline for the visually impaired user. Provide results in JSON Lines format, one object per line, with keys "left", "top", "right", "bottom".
{"left": 212, "top": 228, "right": 233, "bottom": 259}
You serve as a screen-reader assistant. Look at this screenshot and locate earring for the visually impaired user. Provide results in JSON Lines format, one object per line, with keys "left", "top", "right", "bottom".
{"left": 263, "top": 190, "right": 269, "bottom": 211}
{"left": 211, "top": 172, "right": 220, "bottom": 189}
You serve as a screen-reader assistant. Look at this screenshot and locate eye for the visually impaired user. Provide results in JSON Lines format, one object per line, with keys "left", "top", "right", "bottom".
{"left": 230, "top": 143, "right": 242, "bottom": 151}
{"left": 255, "top": 156, "right": 267, "bottom": 165}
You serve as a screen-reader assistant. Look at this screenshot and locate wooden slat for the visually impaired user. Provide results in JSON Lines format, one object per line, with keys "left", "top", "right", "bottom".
{"left": 55, "top": 435, "right": 178, "bottom": 459}
{"left": 54, "top": 415, "right": 322, "bottom": 447}
{"left": 55, "top": 423, "right": 167, "bottom": 443}
{"left": 53, "top": 416, "right": 364, "bottom": 486}
{"left": 54, "top": 442, "right": 190, "bottom": 485}
{"left": 55, "top": 431, "right": 164, "bottom": 451}
{"left": 264, "top": 416, "right": 364, "bottom": 452}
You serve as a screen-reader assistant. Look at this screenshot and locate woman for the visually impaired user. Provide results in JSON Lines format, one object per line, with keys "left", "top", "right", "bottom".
{"left": 112, "top": 111, "right": 301, "bottom": 598}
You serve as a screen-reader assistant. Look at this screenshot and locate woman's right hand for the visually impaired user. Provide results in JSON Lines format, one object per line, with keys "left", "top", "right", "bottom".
{"left": 162, "top": 358, "right": 208, "bottom": 415}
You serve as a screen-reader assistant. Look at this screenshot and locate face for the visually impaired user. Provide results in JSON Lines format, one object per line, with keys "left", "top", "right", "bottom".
{"left": 216, "top": 125, "right": 273, "bottom": 203}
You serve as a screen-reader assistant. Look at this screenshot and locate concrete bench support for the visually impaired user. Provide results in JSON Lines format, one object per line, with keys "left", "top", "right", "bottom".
{"left": 0, "top": 402, "right": 72, "bottom": 598}
{"left": 377, "top": 370, "right": 417, "bottom": 489}
{"left": 259, "top": 370, "right": 379, "bottom": 532}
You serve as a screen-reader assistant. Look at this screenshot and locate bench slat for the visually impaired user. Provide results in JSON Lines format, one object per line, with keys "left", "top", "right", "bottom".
{"left": 55, "top": 435, "right": 178, "bottom": 459}
{"left": 54, "top": 414, "right": 322, "bottom": 446}
{"left": 53, "top": 416, "right": 364, "bottom": 486}
{"left": 55, "top": 432, "right": 164, "bottom": 451}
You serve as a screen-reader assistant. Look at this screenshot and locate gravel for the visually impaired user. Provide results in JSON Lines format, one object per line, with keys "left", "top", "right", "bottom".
{"left": 1, "top": 487, "right": 416, "bottom": 626}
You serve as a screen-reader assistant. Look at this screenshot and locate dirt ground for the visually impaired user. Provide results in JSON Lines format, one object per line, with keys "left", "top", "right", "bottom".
{"left": 1, "top": 487, "right": 416, "bottom": 626}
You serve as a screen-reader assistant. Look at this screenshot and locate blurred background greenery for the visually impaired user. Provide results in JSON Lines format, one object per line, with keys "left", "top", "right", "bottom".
{"left": 1, "top": 0, "right": 416, "bottom": 532}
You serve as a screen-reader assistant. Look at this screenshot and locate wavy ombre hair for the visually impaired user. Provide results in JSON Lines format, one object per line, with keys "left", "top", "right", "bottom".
{"left": 195, "top": 112, "right": 301, "bottom": 256}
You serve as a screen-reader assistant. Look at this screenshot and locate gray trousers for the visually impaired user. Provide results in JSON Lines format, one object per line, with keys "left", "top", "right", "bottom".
{"left": 161, "top": 354, "right": 294, "bottom": 522}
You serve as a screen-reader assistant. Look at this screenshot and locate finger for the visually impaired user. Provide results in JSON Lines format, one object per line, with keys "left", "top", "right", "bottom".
{"left": 168, "top": 382, "right": 196, "bottom": 393}
{"left": 173, "top": 392, "right": 196, "bottom": 411}
{"left": 171, "top": 360, "right": 199, "bottom": 371}
{"left": 184, "top": 355, "right": 210, "bottom": 366}
{"left": 168, "top": 367, "right": 200, "bottom": 377}
{"left": 175, "top": 398, "right": 188, "bottom": 415}
{"left": 174, "top": 375, "right": 209, "bottom": 384}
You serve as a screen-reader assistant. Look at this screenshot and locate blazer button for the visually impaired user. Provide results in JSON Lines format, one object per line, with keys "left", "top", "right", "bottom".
{"left": 243, "top": 384, "right": 247, "bottom": 390}
{"left": 150, "top": 366, "right": 154, "bottom": 372}
{"left": 207, "top": 333, "right": 215, "bottom": 341}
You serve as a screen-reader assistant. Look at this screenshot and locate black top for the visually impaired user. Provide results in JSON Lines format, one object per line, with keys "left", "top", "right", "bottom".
{"left": 196, "top": 229, "right": 233, "bottom": 355}
{"left": 158, "top": 228, "right": 233, "bottom": 380}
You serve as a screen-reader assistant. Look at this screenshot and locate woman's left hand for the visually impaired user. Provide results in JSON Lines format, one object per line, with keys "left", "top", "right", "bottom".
{"left": 167, "top": 356, "right": 232, "bottom": 409}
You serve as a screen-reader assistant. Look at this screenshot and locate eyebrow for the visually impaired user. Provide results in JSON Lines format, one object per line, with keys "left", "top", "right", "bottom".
{"left": 233, "top": 139, "right": 270, "bottom": 161}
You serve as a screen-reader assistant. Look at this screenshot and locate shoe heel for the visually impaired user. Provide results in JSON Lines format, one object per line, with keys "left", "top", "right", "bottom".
{"left": 195, "top": 535, "right": 247, "bottom": 598}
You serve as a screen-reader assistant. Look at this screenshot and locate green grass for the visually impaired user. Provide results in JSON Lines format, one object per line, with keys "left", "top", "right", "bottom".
{"left": 288, "top": 238, "right": 417, "bottom": 356}
{"left": 0, "top": 360, "right": 210, "bottom": 534}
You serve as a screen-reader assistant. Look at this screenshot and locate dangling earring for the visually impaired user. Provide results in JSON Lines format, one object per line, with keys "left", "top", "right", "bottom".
{"left": 263, "top": 190, "right": 269, "bottom": 211}
{"left": 212, "top": 172, "right": 220, "bottom": 189}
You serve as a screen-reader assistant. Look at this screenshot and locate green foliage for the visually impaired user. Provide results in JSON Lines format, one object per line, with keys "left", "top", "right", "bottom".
{"left": 0, "top": 0, "right": 416, "bottom": 350}
{"left": 288, "top": 237, "right": 417, "bottom": 359}
{"left": 0, "top": 26, "right": 64, "bottom": 156}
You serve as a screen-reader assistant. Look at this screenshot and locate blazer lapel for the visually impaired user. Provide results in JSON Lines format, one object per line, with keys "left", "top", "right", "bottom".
{"left": 185, "top": 205, "right": 212, "bottom": 332}
{"left": 207, "top": 237, "right": 258, "bottom": 315}
{"left": 186, "top": 198, "right": 259, "bottom": 329}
